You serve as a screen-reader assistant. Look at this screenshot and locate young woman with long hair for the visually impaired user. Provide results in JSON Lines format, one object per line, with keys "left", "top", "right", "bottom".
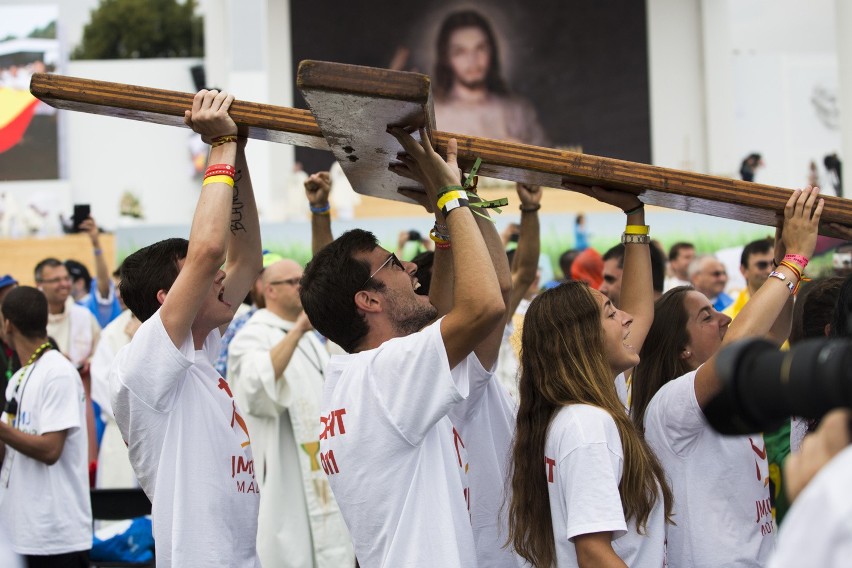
{"left": 630, "top": 186, "right": 824, "bottom": 567}
{"left": 509, "top": 186, "right": 672, "bottom": 567}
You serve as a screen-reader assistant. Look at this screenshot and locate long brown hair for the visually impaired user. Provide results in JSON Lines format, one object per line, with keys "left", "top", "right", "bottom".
{"left": 433, "top": 10, "right": 509, "bottom": 99}
{"left": 630, "top": 287, "right": 692, "bottom": 433}
{"left": 508, "top": 282, "right": 672, "bottom": 567}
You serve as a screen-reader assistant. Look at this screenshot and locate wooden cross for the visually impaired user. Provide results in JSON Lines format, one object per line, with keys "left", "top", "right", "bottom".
{"left": 30, "top": 60, "right": 852, "bottom": 236}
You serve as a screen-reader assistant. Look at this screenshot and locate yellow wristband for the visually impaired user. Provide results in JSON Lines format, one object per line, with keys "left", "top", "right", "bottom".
{"left": 429, "top": 228, "right": 449, "bottom": 245}
{"left": 624, "top": 224, "right": 650, "bottom": 235}
{"left": 437, "top": 190, "right": 467, "bottom": 211}
{"left": 202, "top": 175, "right": 235, "bottom": 188}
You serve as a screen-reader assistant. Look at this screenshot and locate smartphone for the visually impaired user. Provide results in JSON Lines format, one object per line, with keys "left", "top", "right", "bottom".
{"left": 72, "top": 204, "right": 91, "bottom": 232}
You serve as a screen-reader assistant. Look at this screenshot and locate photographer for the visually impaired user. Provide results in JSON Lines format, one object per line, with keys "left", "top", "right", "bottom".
{"left": 630, "top": 186, "right": 823, "bottom": 567}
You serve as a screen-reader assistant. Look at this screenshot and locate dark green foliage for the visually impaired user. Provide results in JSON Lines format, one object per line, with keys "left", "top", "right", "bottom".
{"left": 72, "top": 0, "right": 203, "bottom": 60}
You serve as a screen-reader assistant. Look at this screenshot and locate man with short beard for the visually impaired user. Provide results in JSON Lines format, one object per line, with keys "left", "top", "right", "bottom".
{"left": 300, "top": 130, "right": 508, "bottom": 567}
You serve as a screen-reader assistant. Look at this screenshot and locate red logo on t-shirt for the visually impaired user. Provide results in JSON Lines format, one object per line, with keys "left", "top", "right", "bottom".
{"left": 218, "top": 378, "right": 251, "bottom": 448}
{"left": 320, "top": 408, "right": 347, "bottom": 440}
{"left": 545, "top": 456, "right": 556, "bottom": 483}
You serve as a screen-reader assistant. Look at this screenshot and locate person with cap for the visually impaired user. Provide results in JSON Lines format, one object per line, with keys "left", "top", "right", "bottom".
{"left": 67, "top": 217, "right": 123, "bottom": 328}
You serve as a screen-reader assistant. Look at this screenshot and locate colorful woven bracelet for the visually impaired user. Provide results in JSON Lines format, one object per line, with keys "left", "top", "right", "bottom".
{"left": 211, "top": 135, "right": 238, "bottom": 147}
{"left": 429, "top": 227, "right": 450, "bottom": 244}
{"left": 310, "top": 203, "right": 331, "bottom": 215}
{"left": 783, "top": 253, "right": 809, "bottom": 270}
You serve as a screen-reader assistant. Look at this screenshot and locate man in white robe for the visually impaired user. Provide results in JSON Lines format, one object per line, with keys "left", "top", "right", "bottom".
{"left": 228, "top": 259, "right": 352, "bottom": 568}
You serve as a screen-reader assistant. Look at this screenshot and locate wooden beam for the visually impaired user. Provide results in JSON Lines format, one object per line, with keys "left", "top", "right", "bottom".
{"left": 296, "top": 61, "right": 852, "bottom": 236}
{"left": 297, "top": 60, "right": 436, "bottom": 205}
{"left": 29, "top": 73, "right": 329, "bottom": 150}
{"left": 31, "top": 70, "right": 852, "bottom": 236}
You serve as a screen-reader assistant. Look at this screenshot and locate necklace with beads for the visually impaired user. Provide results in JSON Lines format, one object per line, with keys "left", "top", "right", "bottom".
{"left": 4, "top": 341, "right": 52, "bottom": 424}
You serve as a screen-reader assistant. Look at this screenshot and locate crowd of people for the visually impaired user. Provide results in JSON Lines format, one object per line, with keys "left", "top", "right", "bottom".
{"left": 1, "top": 87, "right": 851, "bottom": 568}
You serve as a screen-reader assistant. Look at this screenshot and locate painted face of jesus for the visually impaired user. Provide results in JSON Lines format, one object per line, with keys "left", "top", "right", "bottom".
{"left": 447, "top": 26, "right": 491, "bottom": 90}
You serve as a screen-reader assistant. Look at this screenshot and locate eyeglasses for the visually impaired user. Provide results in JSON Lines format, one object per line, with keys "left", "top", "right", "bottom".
{"left": 268, "top": 277, "right": 301, "bottom": 287}
{"left": 752, "top": 261, "right": 773, "bottom": 271}
{"left": 361, "top": 253, "right": 404, "bottom": 288}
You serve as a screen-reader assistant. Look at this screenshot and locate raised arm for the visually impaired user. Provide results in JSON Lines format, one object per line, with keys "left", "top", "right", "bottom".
{"left": 80, "top": 217, "right": 110, "bottom": 301}
{"left": 695, "top": 186, "right": 823, "bottom": 408}
{"left": 218, "top": 140, "right": 263, "bottom": 333}
{"left": 160, "top": 90, "right": 260, "bottom": 347}
{"left": 766, "top": 224, "right": 795, "bottom": 344}
{"left": 507, "top": 183, "right": 542, "bottom": 318}
{"left": 565, "top": 183, "right": 654, "bottom": 352}
{"left": 389, "top": 129, "right": 504, "bottom": 369}
{"left": 305, "top": 171, "right": 333, "bottom": 255}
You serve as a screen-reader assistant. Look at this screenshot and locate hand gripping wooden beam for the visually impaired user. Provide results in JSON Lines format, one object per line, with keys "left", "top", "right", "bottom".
{"left": 30, "top": 62, "right": 852, "bottom": 236}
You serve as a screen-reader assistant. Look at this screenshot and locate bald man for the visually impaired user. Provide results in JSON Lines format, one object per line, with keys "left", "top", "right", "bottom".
{"left": 227, "top": 259, "right": 352, "bottom": 568}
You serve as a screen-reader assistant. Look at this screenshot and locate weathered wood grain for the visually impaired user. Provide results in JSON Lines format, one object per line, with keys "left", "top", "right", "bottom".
{"left": 29, "top": 73, "right": 329, "bottom": 149}
{"left": 298, "top": 60, "right": 437, "bottom": 205}
{"left": 30, "top": 70, "right": 852, "bottom": 236}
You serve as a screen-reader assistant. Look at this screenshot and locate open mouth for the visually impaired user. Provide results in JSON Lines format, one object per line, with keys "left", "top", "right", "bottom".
{"left": 218, "top": 287, "right": 231, "bottom": 308}
{"left": 413, "top": 280, "right": 421, "bottom": 291}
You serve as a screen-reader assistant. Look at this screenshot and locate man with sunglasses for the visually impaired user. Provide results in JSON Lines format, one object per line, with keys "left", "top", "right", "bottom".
{"left": 300, "top": 130, "right": 508, "bottom": 567}
{"left": 227, "top": 258, "right": 352, "bottom": 567}
{"left": 724, "top": 237, "right": 776, "bottom": 319}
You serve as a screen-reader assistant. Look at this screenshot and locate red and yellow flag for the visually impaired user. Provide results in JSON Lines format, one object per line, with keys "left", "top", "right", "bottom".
{"left": 0, "top": 88, "right": 40, "bottom": 153}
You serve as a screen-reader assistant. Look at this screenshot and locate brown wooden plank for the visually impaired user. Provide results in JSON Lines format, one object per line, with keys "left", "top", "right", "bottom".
{"left": 30, "top": 70, "right": 852, "bottom": 237}
{"left": 29, "top": 73, "right": 329, "bottom": 150}
{"left": 431, "top": 132, "right": 836, "bottom": 230}
{"left": 297, "top": 60, "right": 436, "bottom": 203}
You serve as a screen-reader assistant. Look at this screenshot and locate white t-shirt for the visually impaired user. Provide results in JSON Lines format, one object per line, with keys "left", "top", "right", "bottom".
{"left": 644, "top": 370, "right": 775, "bottom": 567}
{"left": 449, "top": 354, "right": 523, "bottom": 568}
{"left": 546, "top": 404, "right": 665, "bottom": 567}
{"left": 110, "top": 310, "right": 261, "bottom": 567}
{"left": 496, "top": 298, "right": 530, "bottom": 402}
{"left": 0, "top": 350, "right": 91, "bottom": 555}
{"left": 769, "top": 444, "right": 852, "bottom": 568}
{"left": 320, "top": 318, "right": 477, "bottom": 567}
